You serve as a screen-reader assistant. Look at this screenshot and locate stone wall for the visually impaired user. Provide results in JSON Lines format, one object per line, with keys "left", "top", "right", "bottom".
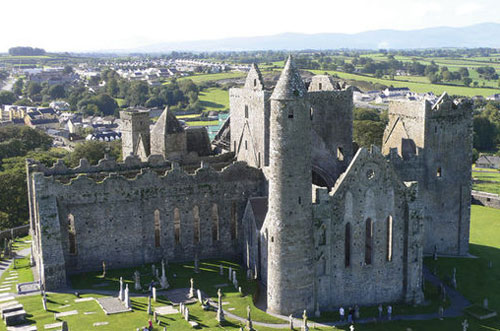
{"left": 382, "top": 96, "right": 473, "bottom": 256}
{"left": 472, "top": 191, "right": 500, "bottom": 209}
{"left": 313, "top": 147, "right": 424, "bottom": 309}
{"left": 29, "top": 159, "right": 265, "bottom": 290}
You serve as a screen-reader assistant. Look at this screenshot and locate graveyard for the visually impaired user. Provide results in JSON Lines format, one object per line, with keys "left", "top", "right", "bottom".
{"left": 0, "top": 205, "right": 496, "bottom": 330}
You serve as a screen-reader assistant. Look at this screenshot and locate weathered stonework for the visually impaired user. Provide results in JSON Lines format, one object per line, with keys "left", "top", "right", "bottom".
{"left": 382, "top": 95, "right": 473, "bottom": 255}
{"left": 29, "top": 57, "right": 471, "bottom": 316}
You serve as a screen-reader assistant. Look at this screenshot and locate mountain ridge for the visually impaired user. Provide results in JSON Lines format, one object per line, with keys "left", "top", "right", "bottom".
{"left": 106, "top": 23, "right": 500, "bottom": 53}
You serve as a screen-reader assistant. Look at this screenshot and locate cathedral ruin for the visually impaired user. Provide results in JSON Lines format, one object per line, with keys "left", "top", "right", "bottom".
{"left": 27, "top": 56, "right": 472, "bottom": 315}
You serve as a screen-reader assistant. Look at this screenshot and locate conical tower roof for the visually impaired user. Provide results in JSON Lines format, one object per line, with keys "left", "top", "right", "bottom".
{"left": 271, "top": 56, "right": 307, "bottom": 100}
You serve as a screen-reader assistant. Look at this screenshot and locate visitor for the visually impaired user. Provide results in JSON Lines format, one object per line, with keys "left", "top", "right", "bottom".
{"left": 339, "top": 306, "right": 345, "bottom": 321}
{"left": 378, "top": 304, "right": 383, "bottom": 319}
{"left": 347, "top": 307, "right": 353, "bottom": 323}
{"left": 387, "top": 305, "right": 392, "bottom": 321}
{"left": 148, "top": 319, "right": 153, "bottom": 330}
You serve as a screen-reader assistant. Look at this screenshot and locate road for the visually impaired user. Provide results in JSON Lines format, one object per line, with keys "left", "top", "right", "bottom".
{"left": 1, "top": 77, "right": 15, "bottom": 91}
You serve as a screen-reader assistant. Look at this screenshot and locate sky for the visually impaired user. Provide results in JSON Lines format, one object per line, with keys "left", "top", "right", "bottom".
{"left": 2, "top": 0, "right": 500, "bottom": 52}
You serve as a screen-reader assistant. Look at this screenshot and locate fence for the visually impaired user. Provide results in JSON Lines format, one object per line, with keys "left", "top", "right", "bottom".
{"left": 0, "top": 224, "right": 29, "bottom": 242}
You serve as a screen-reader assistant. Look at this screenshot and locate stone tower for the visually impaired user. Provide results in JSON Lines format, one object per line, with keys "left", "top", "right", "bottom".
{"left": 265, "top": 56, "right": 315, "bottom": 315}
{"left": 120, "top": 109, "right": 150, "bottom": 158}
{"left": 150, "top": 107, "right": 186, "bottom": 161}
{"left": 382, "top": 93, "right": 473, "bottom": 255}
{"left": 229, "top": 63, "right": 270, "bottom": 168}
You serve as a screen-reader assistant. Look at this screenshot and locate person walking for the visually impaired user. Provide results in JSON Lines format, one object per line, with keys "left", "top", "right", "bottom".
{"left": 339, "top": 306, "right": 345, "bottom": 321}
{"left": 387, "top": 305, "right": 392, "bottom": 321}
{"left": 378, "top": 304, "right": 383, "bottom": 319}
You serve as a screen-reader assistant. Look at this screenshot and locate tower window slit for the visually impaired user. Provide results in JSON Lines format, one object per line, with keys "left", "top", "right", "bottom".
{"left": 193, "top": 206, "right": 200, "bottom": 244}
{"left": 387, "top": 216, "right": 393, "bottom": 262}
{"left": 212, "top": 204, "right": 219, "bottom": 242}
{"left": 174, "top": 208, "right": 181, "bottom": 244}
{"left": 365, "top": 218, "right": 373, "bottom": 265}
{"left": 345, "top": 223, "right": 351, "bottom": 267}
{"left": 154, "top": 209, "right": 161, "bottom": 248}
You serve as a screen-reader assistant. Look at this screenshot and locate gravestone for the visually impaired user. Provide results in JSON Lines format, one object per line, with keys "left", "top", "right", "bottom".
{"left": 228, "top": 267, "right": 232, "bottom": 281}
{"left": 184, "top": 307, "right": 189, "bottom": 321}
{"left": 188, "top": 278, "right": 195, "bottom": 298}
{"left": 42, "top": 295, "right": 47, "bottom": 311}
{"left": 102, "top": 261, "right": 106, "bottom": 278}
{"left": 125, "top": 284, "right": 131, "bottom": 309}
{"left": 462, "top": 319, "right": 469, "bottom": 331}
{"left": 147, "top": 296, "right": 152, "bottom": 315}
{"left": 216, "top": 288, "right": 225, "bottom": 323}
{"left": 134, "top": 271, "right": 141, "bottom": 291}
{"left": 238, "top": 286, "right": 243, "bottom": 296}
{"left": 302, "top": 309, "right": 308, "bottom": 331}
{"left": 118, "top": 277, "right": 124, "bottom": 301}
{"left": 246, "top": 305, "right": 254, "bottom": 331}
{"left": 152, "top": 287, "right": 157, "bottom": 302}
{"left": 197, "top": 289, "right": 202, "bottom": 303}
{"left": 160, "top": 259, "right": 169, "bottom": 289}
{"left": 289, "top": 314, "right": 293, "bottom": 329}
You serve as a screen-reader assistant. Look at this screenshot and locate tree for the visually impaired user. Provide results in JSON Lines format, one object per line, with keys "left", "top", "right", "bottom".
{"left": 459, "top": 67, "right": 469, "bottom": 78}
{"left": 354, "top": 108, "right": 381, "bottom": 121}
{"left": 106, "top": 78, "right": 119, "bottom": 97}
{"left": 66, "top": 140, "right": 121, "bottom": 167}
{"left": 63, "top": 66, "right": 74, "bottom": 75}
{"left": 12, "top": 79, "right": 23, "bottom": 96}
{"left": 26, "top": 81, "right": 42, "bottom": 98}
{"left": 463, "top": 77, "right": 472, "bottom": 87}
{"left": 342, "top": 63, "right": 355, "bottom": 73}
{"left": 0, "top": 91, "right": 16, "bottom": 105}
{"left": 353, "top": 120, "right": 386, "bottom": 148}
{"left": 473, "top": 116, "right": 497, "bottom": 150}
{"left": 48, "top": 84, "right": 66, "bottom": 99}
{"left": 128, "top": 81, "right": 149, "bottom": 106}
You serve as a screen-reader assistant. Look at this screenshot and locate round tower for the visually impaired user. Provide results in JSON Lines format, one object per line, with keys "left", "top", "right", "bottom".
{"left": 266, "top": 56, "right": 315, "bottom": 315}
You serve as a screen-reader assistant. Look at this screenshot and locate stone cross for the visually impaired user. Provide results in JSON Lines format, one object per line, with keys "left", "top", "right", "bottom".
{"left": 462, "top": 319, "right": 469, "bottom": 331}
{"left": 184, "top": 307, "right": 189, "bottom": 321}
{"left": 125, "top": 284, "right": 131, "bottom": 309}
{"left": 302, "top": 309, "right": 308, "bottom": 329}
{"left": 119, "top": 277, "right": 124, "bottom": 301}
{"left": 194, "top": 254, "right": 200, "bottom": 273}
{"left": 154, "top": 311, "right": 158, "bottom": 323}
{"left": 238, "top": 286, "right": 243, "bottom": 296}
{"left": 228, "top": 267, "right": 232, "bottom": 281}
{"left": 42, "top": 295, "right": 47, "bottom": 311}
{"left": 152, "top": 287, "right": 157, "bottom": 302}
{"left": 134, "top": 271, "right": 141, "bottom": 291}
{"left": 189, "top": 278, "right": 195, "bottom": 298}
{"left": 289, "top": 314, "right": 293, "bottom": 329}
{"left": 160, "top": 261, "right": 169, "bottom": 290}
{"left": 180, "top": 303, "right": 184, "bottom": 316}
{"left": 315, "top": 302, "right": 320, "bottom": 317}
{"left": 246, "top": 305, "right": 253, "bottom": 331}
{"left": 233, "top": 270, "right": 237, "bottom": 282}
{"left": 147, "top": 296, "right": 152, "bottom": 315}
{"left": 219, "top": 264, "right": 223, "bottom": 276}
{"left": 197, "top": 289, "right": 202, "bottom": 303}
{"left": 216, "top": 288, "right": 225, "bottom": 322}
{"left": 451, "top": 267, "right": 457, "bottom": 289}
{"left": 102, "top": 260, "right": 106, "bottom": 277}
{"left": 233, "top": 278, "right": 239, "bottom": 289}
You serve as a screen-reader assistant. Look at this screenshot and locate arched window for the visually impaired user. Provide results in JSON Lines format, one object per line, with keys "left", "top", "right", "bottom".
{"left": 68, "top": 214, "right": 77, "bottom": 255}
{"left": 345, "top": 223, "right": 351, "bottom": 267}
{"left": 193, "top": 206, "right": 200, "bottom": 244}
{"left": 154, "top": 210, "right": 161, "bottom": 248}
{"left": 231, "top": 202, "right": 237, "bottom": 240}
{"left": 174, "top": 208, "right": 181, "bottom": 244}
{"left": 387, "top": 215, "right": 393, "bottom": 262}
{"left": 212, "top": 204, "right": 219, "bottom": 242}
{"left": 365, "top": 218, "right": 373, "bottom": 265}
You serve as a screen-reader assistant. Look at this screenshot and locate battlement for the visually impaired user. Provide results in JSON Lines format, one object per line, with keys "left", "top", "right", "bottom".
{"left": 32, "top": 159, "right": 263, "bottom": 188}
{"left": 308, "top": 75, "right": 350, "bottom": 92}
{"left": 26, "top": 152, "right": 235, "bottom": 179}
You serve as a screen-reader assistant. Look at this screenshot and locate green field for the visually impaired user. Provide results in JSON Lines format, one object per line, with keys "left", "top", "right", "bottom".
{"left": 473, "top": 170, "right": 500, "bottom": 195}
{"left": 174, "top": 72, "right": 245, "bottom": 84}
{"left": 308, "top": 69, "right": 498, "bottom": 97}
{"left": 198, "top": 87, "right": 230, "bottom": 112}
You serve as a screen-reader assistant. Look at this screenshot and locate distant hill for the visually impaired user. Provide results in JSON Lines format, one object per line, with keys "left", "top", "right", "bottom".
{"left": 122, "top": 23, "right": 500, "bottom": 53}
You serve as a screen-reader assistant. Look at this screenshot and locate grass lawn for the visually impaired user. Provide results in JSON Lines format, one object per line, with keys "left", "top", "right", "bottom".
{"left": 173, "top": 72, "right": 245, "bottom": 84}
{"left": 5, "top": 208, "right": 500, "bottom": 330}
{"left": 472, "top": 170, "right": 500, "bottom": 194}
{"left": 114, "top": 98, "right": 127, "bottom": 107}
{"left": 185, "top": 121, "right": 219, "bottom": 127}
{"left": 199, "top": 88, "right": 229, "bottom": 112}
